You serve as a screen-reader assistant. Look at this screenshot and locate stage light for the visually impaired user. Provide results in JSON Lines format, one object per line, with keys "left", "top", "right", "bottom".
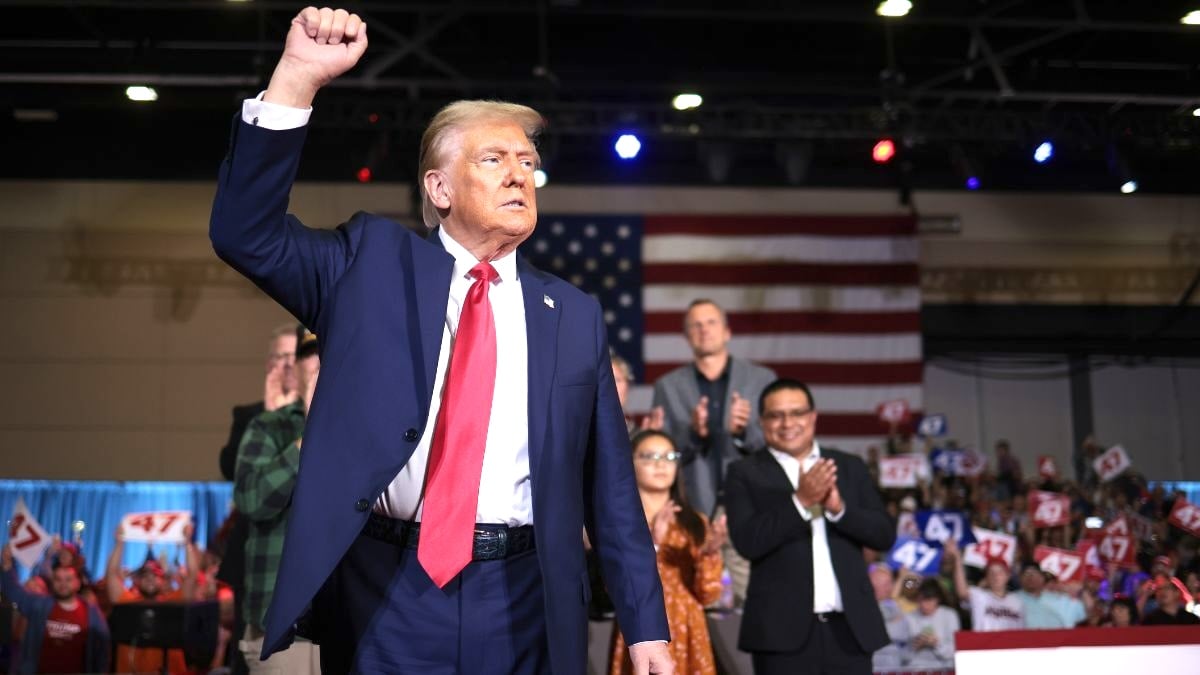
{"left": 356, "top": 167, "right": 372, "bottom": 183}
{"left": 1192, "top": 107, "right": 1200, "bottom": 117}
{"left": 615, "top": 134, "right": 642, "bottom": 160}
{"left": 1034, "top": 141, "right": 1053, "bottom": 164}
{"left": 1120, "top": 180, "right": 1138, "bottom": 194}
{"left": 876, "top": 0, "right": 913, "bottom": 18}
{"left": 966, "top": 176, "right": 980, "bottom": 190}
{"left": 534, "top": 169, "right": 548, "bottom": 188}
{"left": 672, "top": 93, "right": 703, "bottom": 111}
{"left": 1182, "top": 10, "right": 1200, "bottom": 25}
{"left": 1085, "top": 516, "right": 1104, "bottom": 529}
{"left": 125, "top": 86, "right": 158, "bottom": 102}
{"left": 872, "top": 139, "right": 896, "bottom": 164}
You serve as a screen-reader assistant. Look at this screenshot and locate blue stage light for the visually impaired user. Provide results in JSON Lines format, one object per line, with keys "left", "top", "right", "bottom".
{"left": 614, "top": 134, "right": 642, "bottom": 160}
{"left": 1034, "top": 141, "right": 1054, "bottom": 164}
{"left": 966, "top": 176, "right": 980, "bottom": 190}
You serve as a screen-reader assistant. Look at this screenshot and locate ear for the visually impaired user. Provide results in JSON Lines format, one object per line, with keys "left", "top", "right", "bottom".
{"left": 424, "top": 169, "right": 451, "bottom": 210}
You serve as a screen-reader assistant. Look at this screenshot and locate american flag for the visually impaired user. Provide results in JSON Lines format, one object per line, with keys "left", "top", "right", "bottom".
{"left": 521, "top": 214, "right": 922, "bottom": 456}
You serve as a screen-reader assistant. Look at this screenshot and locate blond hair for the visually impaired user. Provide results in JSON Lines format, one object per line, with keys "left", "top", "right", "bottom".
{"left": 418, "top": 100, "right": 545, "bottom": 230}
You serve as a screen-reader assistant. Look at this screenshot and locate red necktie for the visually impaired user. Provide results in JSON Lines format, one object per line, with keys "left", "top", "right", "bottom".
{"left": 418, "top": 261, "right": 498, "bottom": 588}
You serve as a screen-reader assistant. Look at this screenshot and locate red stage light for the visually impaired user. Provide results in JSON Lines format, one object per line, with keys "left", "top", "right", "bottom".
{"left": 356, "top": 167, "right": 372, "bottom": 183}
{"left": 872, "top": 139, "right": 896, "bottom": 164}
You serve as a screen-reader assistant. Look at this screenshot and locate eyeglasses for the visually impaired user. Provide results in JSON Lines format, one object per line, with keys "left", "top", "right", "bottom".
{"left": 760, "top": 407, "right": 815, "bottom": 424}
{"left": 635, "top": 451, "right": 681, "bottom": 464}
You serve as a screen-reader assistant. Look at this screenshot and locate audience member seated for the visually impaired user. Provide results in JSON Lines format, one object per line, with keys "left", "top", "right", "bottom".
{"left": 905, "top": 578, "right": 960, "bottom": 670}
{"left": 869, "top": 562, "right": 909, "bottom": 672}
{"left": 609, "top": 430, "right": 724, "bottom": 675}
{"left": 1, "top": 540, "right": 110, "bottom": 674}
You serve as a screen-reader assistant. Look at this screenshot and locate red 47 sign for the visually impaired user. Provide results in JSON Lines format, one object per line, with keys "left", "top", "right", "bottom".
{"left": 1092, "top": 445, "right": 1131, "bottom": 483}
{"left": 878, "top": 456, "right": 919, "bottom": 488}
{"left": 1169, "top": 498, "right": 1200, "bottom": 538}
{"left": 1098, "top": 534, "right": 1136, "bottom": 567}
{"left": 119, "top": 511, "right": 191, "bottom": 544}
{"left": 876, "top": 399, "right": 911, "bottom": 425}
{"left": 1028, "top": 490, "right": 1071, "bottom": 528}
{"left": 7, "top": 497, "right": 51, "bottom": 568}
{"left": 963, "top": 527, "right": 1017, "bottom": 569}
{"left": 1037, "top": 455, "right": 1058, "bottom": 480}
{"left": 1034, "top": 545, "right": 1084, "bottom": 583}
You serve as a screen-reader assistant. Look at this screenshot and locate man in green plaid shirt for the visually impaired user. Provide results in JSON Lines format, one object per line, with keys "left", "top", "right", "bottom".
{"left": 235, "top": 325, "right": 320, "bottom": 673}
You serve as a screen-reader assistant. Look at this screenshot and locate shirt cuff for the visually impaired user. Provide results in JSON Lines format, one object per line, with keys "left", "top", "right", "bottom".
{"left": 242, "top": 91, "right": 312, "bottom": 130}
{"left": 825, "top": 504, "right": 846, "bottom": 522}
{"left": 629, "top": 640, "right": 669, "bottom": 647}
{"left": 793, "top": 495, "right": 814, "bottom": 521}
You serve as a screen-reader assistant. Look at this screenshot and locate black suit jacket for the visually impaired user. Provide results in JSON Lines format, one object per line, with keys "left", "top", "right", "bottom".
{"left": 725, "top": 446, "right": 895, "bottom": 654}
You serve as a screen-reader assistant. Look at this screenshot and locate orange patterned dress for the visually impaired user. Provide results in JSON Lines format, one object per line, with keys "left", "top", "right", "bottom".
{"left": 609, "top": 517, "right": 723, "bottom": 675}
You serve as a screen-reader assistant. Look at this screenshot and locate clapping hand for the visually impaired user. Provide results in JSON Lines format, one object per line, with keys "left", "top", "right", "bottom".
{"left": 727, "top": 391, "right": 751, "bottom": 436}
{"left": 797, "top": 458, "right": 837, "bottom": 508}
{"left": 650, "top": 500, "right": 681, "bottom": 547}
{"left": 699, "top": 514, "right": 728, "bottom": 556}
{"left": 691, "top": 397, "right": 709, "bottom": 438}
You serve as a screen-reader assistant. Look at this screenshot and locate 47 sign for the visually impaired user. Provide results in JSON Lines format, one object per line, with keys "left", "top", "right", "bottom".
{"left": 887, "top": 537, "right": 943, "bottom": 575}
{"left": 1169, "top": 498, "right": 1200, "bottom": 538}
{"left": 1034, "top": 546, "right": 1084, "bottom": 583}
{"left": 1029, "top": 490, "right": 1071, "bottom": 528}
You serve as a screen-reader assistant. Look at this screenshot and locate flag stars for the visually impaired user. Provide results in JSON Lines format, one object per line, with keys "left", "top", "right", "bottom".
{"left": 584, "top": 223, "right": 598, "bottom": 238}
{"left": 604, "top": 310, "right": 617, "bottom": 324}
{"left": 603, "top": 276, "right": 617, "bottom": 289}
{"left": 616, "top": 224, "right": 631, "bottom": 239}
{"left": 533, "top": 239, "right": 549, "bottom": 253}
{"left": 550, "top": 221, "right": 565, "bottom": 236}
{"left": 618, "top": 327, "right": 633, "bottom": 342}
{"left": 567, "top": 240, "right": 582, "bottom": 255}
{"left": 570, "top": 274, "right": 584, "bottom": 286}
{"left": 584, "top": 259, "right": 598, "bottom": 271}
{"left": 600, "top": 242, "right": 616, "bottom": 256}
{"left": 617, "top": 258, "right": 632, "bottom": 271}
{"left": 551, "top": 256, "right": 565, "bottom": 270}
{"left": 618, "top": 293, "right": 633, "bottom": 307}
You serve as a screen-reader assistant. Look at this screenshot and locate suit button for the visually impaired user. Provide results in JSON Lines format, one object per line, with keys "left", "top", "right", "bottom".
{"left": 404, "top": 428, "right": 419, "bottom": 442}
{"left": 354, "top": 499, "right": 369, "bottom": 512}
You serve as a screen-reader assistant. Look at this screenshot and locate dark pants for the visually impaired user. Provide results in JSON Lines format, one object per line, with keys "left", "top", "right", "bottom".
{"left": 750, "top": 613, "right": 870, "bottom": 675}
{"left": 314, "top": 527, "right": 550, "bottom": 675}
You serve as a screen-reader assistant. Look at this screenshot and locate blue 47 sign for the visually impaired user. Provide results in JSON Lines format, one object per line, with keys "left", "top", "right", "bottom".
{"left": 887, "top": 537, "right": 943, "bottom": 575}
{"left": 915, "top": 510, "right": 977, "bottom": 547}
{"left": 918, "top": 414, "right": 948, "bottom": 438}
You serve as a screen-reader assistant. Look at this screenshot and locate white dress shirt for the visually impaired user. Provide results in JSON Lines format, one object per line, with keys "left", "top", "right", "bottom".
{"left": 767, "top": 441, "right": 845, "bottom": 613}
{"left": 242, "top": 95, "right": 533, "bottom": 526}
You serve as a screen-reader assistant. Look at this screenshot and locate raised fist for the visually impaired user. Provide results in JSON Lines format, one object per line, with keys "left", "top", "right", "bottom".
{"left": 265, "top": 7, "right": 368, "bottom": 107}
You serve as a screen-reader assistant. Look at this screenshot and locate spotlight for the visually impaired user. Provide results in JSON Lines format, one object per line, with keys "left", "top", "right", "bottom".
{"left": 1034, "top": 141, "right": 1054, "bottom": 164}
{"left": 534, "top": 169, "right": 548, "bottom": 188}
{"left": 872, "top": 139, "right": 896, "bottom": 164}
{"left": 876, "top": 0, "right": 913, "bottom": 18}
{"left": 356, "top": 167, "right": 372, "bottom": 183}
{"left": 672, "top": 93, "right": 703, "bottom": 111}
{"left": 125, "top": 86, "right": 158, "bottom": 102}
{"left": 1120, "top": 180, "right": 1138, "bottom": 194}
{"left": 950, "top": 144, "right": 982, "bottom": 191}
{"left": 1182, "top": 10, "right": 1200, "bottom": 25}
{"left": 614, "top": 134, "right": 642, "bottom": 160}
{"left": 966, "top": 176, "right": 980, "bottom": 190}
{"left": 1192, "top": 107, "right": 1200, "bottom": 117}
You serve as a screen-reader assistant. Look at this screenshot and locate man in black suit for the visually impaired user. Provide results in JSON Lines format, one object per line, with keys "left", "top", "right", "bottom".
{"left": 725, "top": 378, "right": 895, "bottom": 675}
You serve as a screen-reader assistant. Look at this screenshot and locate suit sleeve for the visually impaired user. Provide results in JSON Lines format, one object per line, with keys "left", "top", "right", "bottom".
{"left": 209, "top": 118, "right": 356, "bottom": 329}
{"left": 826, "top": 454, "right": 896, "bottom": 552}
{"left": 737, "top": 366, "right": 777, "bottom": 454}
{"left": 724, "top": 460, "right": 813, "bottom": 562}
{"left": 587, "top": 307, "right": 670, "bottom": 644}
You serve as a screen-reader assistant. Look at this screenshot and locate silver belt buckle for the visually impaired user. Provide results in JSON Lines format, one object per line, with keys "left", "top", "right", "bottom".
{"left": 815, "top": 612, "right": 830, "bottom": 623}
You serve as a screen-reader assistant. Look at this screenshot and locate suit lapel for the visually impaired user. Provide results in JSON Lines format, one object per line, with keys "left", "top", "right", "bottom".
{"left": 518, "top": 256, "right": 559, "bottom": 483}
{"left": 412, "top": 228, "right": 454, "bottom": 418}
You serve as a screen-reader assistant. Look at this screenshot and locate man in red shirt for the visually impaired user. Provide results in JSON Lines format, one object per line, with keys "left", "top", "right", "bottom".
{"left": 2, "top": 540, "right": 110, "bottom": 673}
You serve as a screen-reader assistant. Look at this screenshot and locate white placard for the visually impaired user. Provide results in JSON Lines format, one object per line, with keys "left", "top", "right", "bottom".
{"left": 879, "top": 455, "right": 920, "bottom": 487}
{"left": 7, "top": 497, "right": 51, "bottom": 569}
{"left": 119, "top": 511, "right": 191, "bottom": 544}
{"left": 963, "top": 527, "right": 1017, "bottom": 569}
{"left": 1093, "top": 445, "right": 1131, "bottom": 483}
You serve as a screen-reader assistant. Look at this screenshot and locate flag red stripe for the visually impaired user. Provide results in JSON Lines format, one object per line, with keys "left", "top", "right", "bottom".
{"left": 644, "top": 311, "right": 920, "bottom": 334}
{"left": 643, "top": 263, "right": 918, "bottom": 285}
{"left": 796, "top": 413, "right": 921, "bottom": 436}
{"left": 642, "top": 361, "right": 924, "bottom": 385}
{"left": 644, "top": 215, "right": 917, "bottom": 237}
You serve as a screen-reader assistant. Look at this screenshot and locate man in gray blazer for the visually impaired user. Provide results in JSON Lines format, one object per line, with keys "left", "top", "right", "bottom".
{"left": 650, "top": 299, "right": 775, "bottom": 603}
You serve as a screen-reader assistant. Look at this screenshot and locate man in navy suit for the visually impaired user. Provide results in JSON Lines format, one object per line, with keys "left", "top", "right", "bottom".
{"left": 209, "top": 7, "right": 671, "bottom": 674}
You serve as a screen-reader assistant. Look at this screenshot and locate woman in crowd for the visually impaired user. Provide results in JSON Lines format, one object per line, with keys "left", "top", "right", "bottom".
{"left": 1104, "top": 596, "right": 1138, "bottom": 627}
{"left": 609, "top": 430, "right": 725, "bottom": 675}
{"left": 905, "top": 579, "right": 960, "bottom": 669}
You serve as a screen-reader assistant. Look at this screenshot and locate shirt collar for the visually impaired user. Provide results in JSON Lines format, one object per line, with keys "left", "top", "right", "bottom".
{"left": 438, "top": 226, "right": 518, "bottom": 284}
{"left": 767, "top": 440, "right": 821, "bottom": 468}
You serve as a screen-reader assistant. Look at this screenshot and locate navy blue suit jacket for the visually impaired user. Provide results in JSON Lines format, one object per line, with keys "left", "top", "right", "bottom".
{"left": 209, "top": 119, "right": 668, "bottom": 673}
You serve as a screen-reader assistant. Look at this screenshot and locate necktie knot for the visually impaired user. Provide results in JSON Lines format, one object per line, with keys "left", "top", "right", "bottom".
{"left": 470, "top": 261, "right": 498, "bottom": 285}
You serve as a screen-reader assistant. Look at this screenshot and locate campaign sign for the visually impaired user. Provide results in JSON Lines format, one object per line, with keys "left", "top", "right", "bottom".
{"left": 119, "top": 511, "right": 191, "bottom": 544}
{"left": 1028, "top": 490, "right": 1071, "bottom": 528}
{"left": 930, "top": 449, "right": 963, "bottom": 476}
{"left": 1093, "top": 445, "right": 1131, "bottom": 483}
{"left": 1098, "top": 533, "right": 1137, "bottom": 568}
{"left": 1034, "top": 545, "right": 1084, "bottom": 583}
{"left": 887, "top": 536, "right": 943, "bottom": 575}
{"left": 1168, "top": 497, "right": 1200, "bottom": 538}
{"left": 877, "top": 399, "right": 911, "bottom": 425}
{"left": 1037, "top": 455, "right": 1058, "bottom": 480}
{"left": 917, "top": 414, "right": 948, "bottom": 438}
{"left": 879, "top": 455, "right": 920, "bottom": 488}
{"left": 896, "top": 512, "right": 920, "bottom": 539}
{"left": 1104, "top": 515, "right": 1129, "bottom": 537}
{"left": 963, "top": 527, "right": 1017, "bottom": 569}
{"left": 960, "top": 449, "right": 987, "bottom": 477}
{"left": 7, "top": 497, "right": 51, "bottom": 569}
{"left": 915, "top": 510, "right": 977, "bottom": 547}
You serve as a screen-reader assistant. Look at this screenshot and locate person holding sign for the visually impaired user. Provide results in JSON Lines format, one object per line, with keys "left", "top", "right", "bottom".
{"left": 725, "top": 379, "right": 895, "bottom": 675}
{"left": 1, "top": 540, "right": 110, "bottom": 674}
{"left": 944, "top": 538, "right": 1024, "bottom": 631}
{"left": 105, "top": 521, "right": 200, "bottom": 674}
{"left": 1013, "top": 562, "right": 1084, "bottom": 628}
{"left": 234, "top": 325, "right": 321, "bottom": 674}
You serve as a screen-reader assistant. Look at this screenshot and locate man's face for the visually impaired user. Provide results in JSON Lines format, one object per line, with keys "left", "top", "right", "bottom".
{"left": 268, "top": 334, "right": 298, "bottom": 389}
{"left": 437, "top": 121, "right": 537, "bottom": 251}
{"left": 760, "top": 388, "right": 817, "bottom": 458}
{"left": 985, "top": 562, "right": 1009, "bottom": 594}
{"left": 1156, "top": 582, "right": 1181, "bottom": 609}
{"left": 1021, "top": 568, "right": 1046, "bottom": 594}
{"left": 135, "top": 569, "right": 163, "bottom": 598}
{"left": 50, "top": 566, "right": 80, "bottom": 601}
{"left": 683, "top": 302, "right": 731, "bottom": 359}
{"left": 869, "top": 566, "right": 893, "bottom": 600}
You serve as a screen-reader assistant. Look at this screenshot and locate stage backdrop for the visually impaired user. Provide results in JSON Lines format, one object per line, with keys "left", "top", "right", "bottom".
{"left": 520, "top": 214, "right": 922, "bottom": 456}
{"left": 1, "top": 479, "right": 232, "bottom": 582}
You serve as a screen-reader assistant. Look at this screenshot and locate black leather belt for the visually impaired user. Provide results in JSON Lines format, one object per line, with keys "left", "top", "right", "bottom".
{"left": 364, "top": 512, "right": 535, "bottom": 560}
{"left": 814, "top": 611, "right": 843, "bottom": 623}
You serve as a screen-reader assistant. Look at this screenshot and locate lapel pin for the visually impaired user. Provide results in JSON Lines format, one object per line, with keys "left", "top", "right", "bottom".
{"left": 543, "top": 294, "right": 555, "bottom": 309}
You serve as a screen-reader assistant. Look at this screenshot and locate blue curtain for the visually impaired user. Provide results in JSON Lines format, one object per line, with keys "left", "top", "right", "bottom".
{"left": 0, "top": 480, "right": 232, "bottom": 582}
